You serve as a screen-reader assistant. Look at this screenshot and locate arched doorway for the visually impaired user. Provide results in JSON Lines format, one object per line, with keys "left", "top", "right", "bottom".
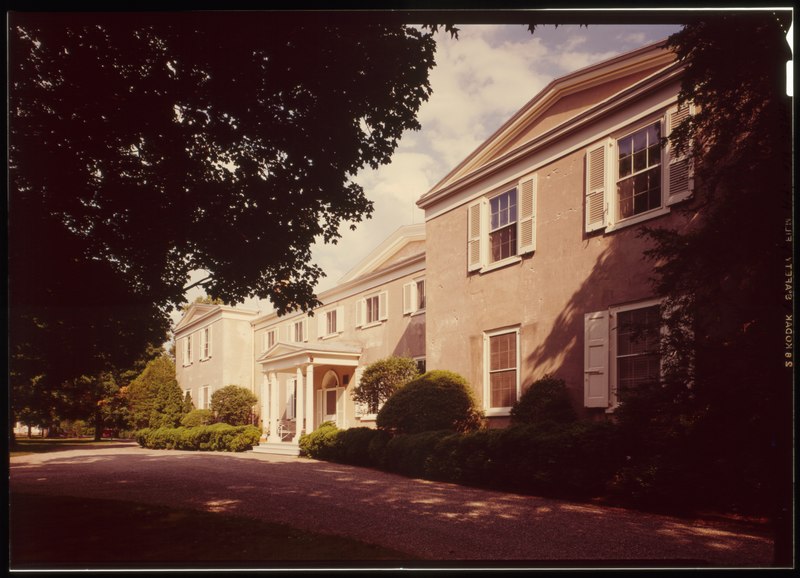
{"left": 318, "top": 370, "right": 344, "bottom": 428}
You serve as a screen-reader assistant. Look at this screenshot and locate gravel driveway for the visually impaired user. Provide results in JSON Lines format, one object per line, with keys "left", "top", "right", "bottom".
{"left": 10, "top": 442, "right": 776, "bottom": 568}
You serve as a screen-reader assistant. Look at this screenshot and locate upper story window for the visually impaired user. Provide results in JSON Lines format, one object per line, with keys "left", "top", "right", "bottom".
{"left": 183, "top": 335, "right": 193, "bottom": 366}
{"left": 262, "top": 328, "right": 276, "bottom": 352}
{"left": 293, "top": 319, "right": 307, "bottom": 343}
{"left": 489, "top": 189, "right": 517, "bottom": 262}
{"left": 200, "top": 326, "right": 212, "bottom": 360}
{"left": 585, "top": 105, "right": 694, "bottom": 233}
{"left": 617, "top": 122, "right": 662, "bottom": 220}
{"left": 403, "top": 278, "right": 426, "bottom": 315}
{"left": 355, "top": 291, "right": 388, "bottom": 329}
{"left": 467, "top": 174, "right": 536, "bottom": 273}
{"left": 318, "top": 306, "right": 344, "bottom": 339}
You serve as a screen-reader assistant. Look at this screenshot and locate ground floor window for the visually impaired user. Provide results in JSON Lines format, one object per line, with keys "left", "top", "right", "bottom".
{"left": 484, "top": 326, "right": 520, "bottom": 414}
{"left": 615, "top": 303, "right": 661, "bottom": 398}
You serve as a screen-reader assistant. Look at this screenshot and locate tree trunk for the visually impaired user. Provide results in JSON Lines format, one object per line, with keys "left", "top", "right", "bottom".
{"left": 94, "top": 405, "right": 103, "bottom": 441}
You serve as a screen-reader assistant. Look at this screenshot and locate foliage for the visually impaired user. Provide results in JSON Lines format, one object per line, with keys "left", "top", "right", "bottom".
{"left": 210, "top": 385, "right": 258, "bottom": 426}
{"left": 182, "top": 391, "right": 195, "bottom": 414}
{"left": 632, "top": 13, "right": 793, "bottom": 518}
{"left": 135, "top": 424, "right": 261, "bottom": 452}
{"left": 299, "top": 424, "right": 389, "bottom": 468}
{"left": 180, "top": 295, "right": 225, "bottom": 314}
{"left": 180, "top": 409, "right": 215, "bottom": 428}
{"left": 376, "top": 370, "right": 484, "bottom": 434}
{"left": 351, "top": 356, "right": 419, "bottom": 413}
{"left": 509, "top": 374, "right": 577, "bottom": 426}
{"left": 383, "top": 430, "right": 453, "bottom": 478}
{"left": 8, "top": 12, "right": 437, "bottom": 431}
{"left": 126, "top": 356, "right": 185, "bottom": 430}
{"left": 298, "top": 421, "right": 340, "bottom": 460}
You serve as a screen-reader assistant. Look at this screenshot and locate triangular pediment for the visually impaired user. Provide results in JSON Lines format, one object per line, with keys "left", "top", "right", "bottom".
{"left": 338, "top": 223, "right": 425, "bottom": 284}
{"left": 421, "top": 40, "right": 677, "bottom": 203}
{"left": 174, "top": 303, "right": 217, "bottom": 332}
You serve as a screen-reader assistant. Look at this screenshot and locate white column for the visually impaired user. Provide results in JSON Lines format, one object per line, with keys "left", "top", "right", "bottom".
{"left": 269, "top": 371, "right": 279, "bottom": 439}
{"left": 305, "top": 363, "right": 315, "bottom": 433}
{"left": 295, "top": 365, "right": 305, "bottom": 441}
{"left": 260, "top": 373, "right": 269, "bottom": 437}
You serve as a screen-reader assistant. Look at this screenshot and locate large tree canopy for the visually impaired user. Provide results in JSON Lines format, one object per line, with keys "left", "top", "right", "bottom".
{"left": 9, "top": 12, "right": 437, "bottom": 397}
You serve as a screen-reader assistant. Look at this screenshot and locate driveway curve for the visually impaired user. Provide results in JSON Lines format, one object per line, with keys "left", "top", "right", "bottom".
{"left": 10, "top": 442, "right": 775, "bottom": 567}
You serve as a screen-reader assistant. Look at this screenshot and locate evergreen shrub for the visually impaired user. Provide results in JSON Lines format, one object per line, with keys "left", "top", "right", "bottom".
{"left": 298, "top": 421, "right": 340, "bottom": 460}
{"left": 181, "top": 408, "right": 215, "bottom": 428}
{"left": 376, "top": 370, "right": 484, "bottom": 434}
{"left": 135, "top": 424, "right": 260, "bottom": 452}
{"left": 509, "top": 374, "right": 577, "bottom": 426}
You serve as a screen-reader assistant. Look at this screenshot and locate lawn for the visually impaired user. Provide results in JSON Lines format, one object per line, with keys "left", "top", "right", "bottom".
{"left": 10, "top": 492, "right": 415, "bottom": 569}
{"left": 9, "top": 438, "right": 129, "bottom": 456}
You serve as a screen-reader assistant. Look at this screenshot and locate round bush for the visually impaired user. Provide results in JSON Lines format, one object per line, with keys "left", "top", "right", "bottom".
{"left": 181, "top": 409, "right": 215, "bottom": 428}
{"left": 509, "top": 374, "right": 577, "bottom": 425}
{"left": 376, "top": 370, "right": 484, "bottom": 434}
{"left": 210, "top": 385, "right": 258, "bottom": 426}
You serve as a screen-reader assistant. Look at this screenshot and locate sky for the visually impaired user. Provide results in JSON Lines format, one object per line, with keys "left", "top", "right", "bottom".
{"left": 178, "top": 22, "right": 684, "bottom": 322}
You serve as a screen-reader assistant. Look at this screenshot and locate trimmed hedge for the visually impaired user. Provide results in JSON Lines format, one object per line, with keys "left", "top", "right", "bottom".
{"left": 135, "top": 423, "right": 261, "bottom": 452}
{"left": 297, "top": 419, "right": 622, "bottom": 500}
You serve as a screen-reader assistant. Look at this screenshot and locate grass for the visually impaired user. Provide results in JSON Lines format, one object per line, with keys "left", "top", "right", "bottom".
{"left": 9, "top": 437, "right": 131, "bottom": 456}
{"left": 10, "top": 492, "right": 416, "bottom": 569}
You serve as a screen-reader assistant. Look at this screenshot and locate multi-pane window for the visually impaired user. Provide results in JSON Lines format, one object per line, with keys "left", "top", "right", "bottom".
{"left": 184, "top": 335, "right": 192, "bottom": 365}
{"left": 404, "top": 278, "right": 426, "bottom": 315}
{"left": 365, "top": 295, "right": 380, "bottom": 324}
{"left": 293, "top": 320, "right": 305, "bottom": 342}
{"left": 267, "top": 329, "right": 276, "bottom": 349}
{"left": 201, "top": 327, "right": 210, "bottom": 359}
{"left": 487, "top": 330, "right": 518, "bottom": 410}
{"left": 617, "top": 122, "right": 662, "bottom": 220}
{"left": 489, "top": 189, "right": 518, "bottom": 262}
{"left": 415, "top": 358, "right": 427, "bottom": 375}
{"left": 416, "top": 279, "right": 426, "bottom": 310}
{"left": 326, "top": 309, "right": 338, "bottom": 335}
{"left": 616, "top": 304, "right": 661, "bottom": 397}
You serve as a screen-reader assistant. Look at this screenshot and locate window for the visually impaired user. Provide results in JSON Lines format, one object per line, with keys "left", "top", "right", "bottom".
{"left": 584, "top": 105, "right": 693, "bottom": 233}
{"left": 183, "top": 335, "right": 193, "bottom": 366}
{"left": 415, "top": 357, "right": 426, "bottom": 375}
{"left": 467, "top": 174, "right": 536, "bottom": 273}
{"left": 484, "top": 327, "right": 520, "bottom": 414}
{"left": 199, "top": 386, "right": 210, "bottom": 410}
{"left": 263, "top": 329, "right": 276, "bottom": 351}
{"left": 490, "top": 189, "right": 517, "bottom": 262}
{"left": 289, "top": 318, "right": 308, "bottom": 343}
{"left": 403, "top": 278, "right": 426, "bottom": 315}
{"left": 200, "top": 326, "right": 212, "bottom": 360}
{"left": 318, "top": 306, "right": 344, "bottom": 339}
{"left": 286, "top": 379, "right": 297, "bottom": 420}
{"left": 617, "top": 122, "right": 661, "bottom": 220}
{"left": 356, "top": 291, "right": 388, "bottom": 328}
{"left": 584, "top": 299, "right": 663, "bottom": 409}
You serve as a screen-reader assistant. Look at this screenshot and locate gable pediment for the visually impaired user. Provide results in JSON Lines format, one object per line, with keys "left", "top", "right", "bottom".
{"left": 338, "top": 223, "right": 425, "bottom": 284}
{"left": 174, "top": 304, "right": 217, "bottom": 332}
{"left": 421, "top": 40, "right": 677, "bottom": 204}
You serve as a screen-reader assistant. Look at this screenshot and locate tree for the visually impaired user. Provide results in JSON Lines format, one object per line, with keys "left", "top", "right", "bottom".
{"left": 351, "top": 356, "right": 420, "bottom": 414}
{"left": 9, "top": 12, "right": 436, "bottom": 427}
{"left": 210, "top": 385, "right": 258, "bottom": 426}
{"left": 623, "top": 12, "right": 792, "bottom": 537}
{"left": 126, "top": 355, "right": 185, "bottom": 430}
{"left": 180, "top": 295, "right": 225, "bottom": 314}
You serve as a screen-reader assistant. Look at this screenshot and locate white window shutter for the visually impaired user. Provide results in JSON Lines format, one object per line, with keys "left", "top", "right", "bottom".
{"left": 467, "top": 201, "right": 484, "bottom": 272}
{"left": 585, "top": 141, "right": 608, "bottom": 232}
{"left": 403, "top": 282, "right": 415, "bottom": 315}
{"left": 517, "top": 174, "right": 537, "bottom": 254}
{"left": 584, "top": 311, "right": 610, "bottom": 408}
{"left": 318, "top": 312, "right": 326, "bottom": 339}
{"left": 207, "top": 326, "right": 212, "bottom": 358}
{"left": 355, "top": 299, "right": 365, "bottom": 328}
{"left": 665, "top": 104, "right": 694, "bottom": 206}
{"left": 378, "top": 291, "right": 389, "bottom": 321}
{"left": 335, "top": 306, "right": 344, "bottom": 332}
{"left": 302, "top": 318, "right": 309, "bottom": 342}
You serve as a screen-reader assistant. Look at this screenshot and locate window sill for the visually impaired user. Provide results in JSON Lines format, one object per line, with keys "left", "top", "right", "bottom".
{"left": 357, "top": 414, "right": 377, "bottom": 422}
{"left": 479, "top": 255, "right": 521, "bottom": 274}
{"left": 485, "top": 407, "right": 512, "bottom": 417}
{"left": 319, "top": 332, "right": 341, "bottom": 341}
{"left": 358, "top": 320, "right": 385, "bottom": 330}
{"left": 606, "top": 206, "right": 670, "bottom": 233}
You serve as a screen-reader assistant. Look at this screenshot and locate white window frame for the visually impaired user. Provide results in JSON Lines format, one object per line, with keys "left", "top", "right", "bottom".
{"left": 318, "top": 306, "right": 344, "bottom": 339}
{"left": 199, "top": 385, "right": 210, "bottom": 410}
{"left": 288, "top": 318, "right": 308, "bottom": 343}
{"left": 200, "top": 326, "right": 212, "bottom": 361}
{"left": 403, "top": 277, "right": 426, "bottom": 316}
{"left": 584, "top": 298, "right": 664, "bottom": 412}
{"left": 467, "top": 173, "right": 536, "bottom": 274}
{"left": 262, "top": 328, "right": 277, "bottom": 352}
{"left": 483, "top": 326, "right": 521, "bottom": 416}
{"left": 183, "top": 334, "right": 193, "bottom": 367}
{"left": 355, "top": 291, "right": 388, "bottom": 329}
{"left": 584, "top": 104, "right": 694, "bottom": 235}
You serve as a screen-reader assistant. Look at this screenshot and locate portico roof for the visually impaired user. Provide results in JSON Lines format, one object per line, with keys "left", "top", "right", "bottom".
{"left": 256, "top": 340, "right": 362, "bottom": 373}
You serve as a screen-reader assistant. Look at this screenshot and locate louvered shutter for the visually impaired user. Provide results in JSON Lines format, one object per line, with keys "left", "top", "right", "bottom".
{"left": 517, "top": 174, "right": 537, "bottom": 254}
{"left": 467, "top": 201, "right": 484, "bottom": 272}
{"left": 378, "top": 291, "right": 389, "bottom": 321}
{"left": 665, "top": 104, "right": 694, "bottom": 206}
{"left": 584, "top": 311, "right": 610, "bottom": 408}
{"left": 206, "top": 326, "right": 212, "bottom": 358}
{"left": 403, "top": 282, "right": 415, "bottom": 315}
{"left": 355, "top": 299, "right": 365, "bottom": 328}
{"left": 585, "top": 141, "right": 608, "bottom": 232}
{"left": 302, "top": 318, "right": 309, "bottom": 342}
{"left": 317, "top": 312, "right": 326, "bottom": 339}
{"left": 335, "top": 306, "right": 344, "bottom": 332}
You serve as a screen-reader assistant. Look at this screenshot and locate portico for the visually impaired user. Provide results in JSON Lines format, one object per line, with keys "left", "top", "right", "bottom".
{"left": 252, "top": 341, "right": 361, "bottom": 456}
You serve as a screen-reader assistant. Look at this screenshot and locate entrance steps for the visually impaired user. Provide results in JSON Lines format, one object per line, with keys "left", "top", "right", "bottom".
{"left": 251, "top": 440, "right": 301, "bottom": 457}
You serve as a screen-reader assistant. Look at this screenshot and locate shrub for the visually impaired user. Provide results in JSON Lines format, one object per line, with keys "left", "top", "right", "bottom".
{"left": 510, "top": 374, "right": 576, "bottom": 426}
{"left": 210, "top": 385, "right": 258, "bottom": 426}
{"left": 376, "top": 370, "right": 484, "bottom": 434}
{"left": 181, "top": 409, "right": 215, "bottom": 428}
{"left": 337, "top": 427, "right": 385, "bottom": 467}
{"left": 298, "top": 421, "right": 340, "bottom": 460}
{"left": 351, "top": 356, "right": 419, "bottom": 414}
{"left": 384, "top": 430, "right": 452, "bottom": 478}
{"left": 134, "top": 424, "right": 260, "bottom": 452}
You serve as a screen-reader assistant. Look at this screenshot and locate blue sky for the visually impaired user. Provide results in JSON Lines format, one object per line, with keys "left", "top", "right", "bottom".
{"left": 180, "top": 23, "right": 683, "bottom": 320}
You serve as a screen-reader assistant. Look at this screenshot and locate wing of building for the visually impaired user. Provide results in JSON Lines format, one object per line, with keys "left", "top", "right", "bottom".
{"left": 175, "top": 38, "right": 694, "bottom": 452}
